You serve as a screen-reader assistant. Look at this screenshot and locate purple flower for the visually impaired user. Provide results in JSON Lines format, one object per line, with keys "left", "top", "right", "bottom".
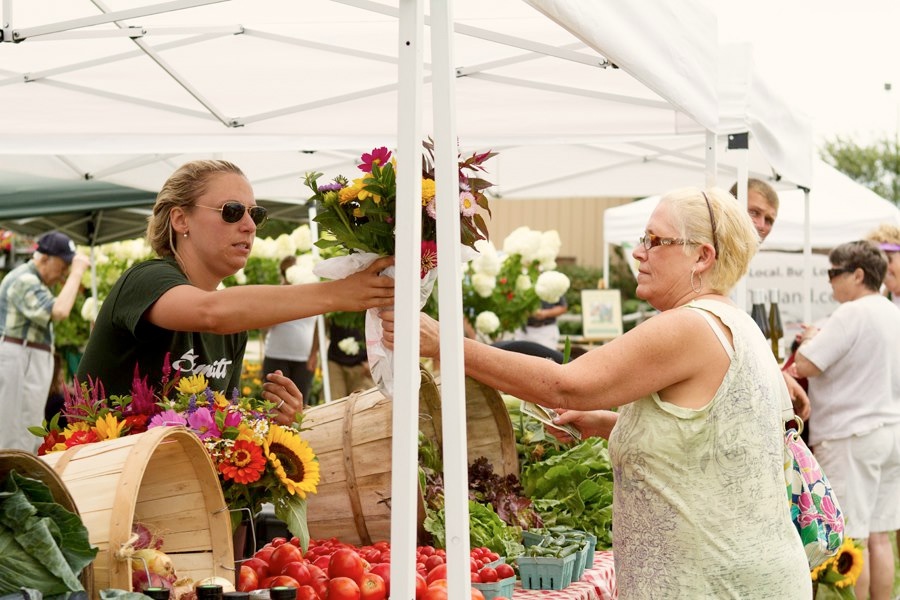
{"left": 318, "top": 182, "right": 344, "bottom": 192}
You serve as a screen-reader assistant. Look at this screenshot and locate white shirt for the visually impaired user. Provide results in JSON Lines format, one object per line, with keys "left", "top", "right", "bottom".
{"left": 801, "top": 293, "right": 900, "bottom": 446}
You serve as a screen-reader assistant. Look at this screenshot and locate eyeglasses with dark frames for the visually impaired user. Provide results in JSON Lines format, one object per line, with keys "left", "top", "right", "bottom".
{"left": 195, "top": 202, "right": 268, "bottom": 228}
{"left": 700, "top": 190, "right": 719, "bottom": 258}
{"left": 827, "top": 267, "right": 854, "bottom": 281}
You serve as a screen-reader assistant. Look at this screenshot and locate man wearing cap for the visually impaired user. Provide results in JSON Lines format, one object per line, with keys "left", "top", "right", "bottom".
{"left": 0, "top": 231, "right": 90, "bottom": 451}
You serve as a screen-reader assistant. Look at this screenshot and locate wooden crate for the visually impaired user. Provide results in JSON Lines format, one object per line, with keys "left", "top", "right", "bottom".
{"left": 40, "top": 426, "right": 233, "bottom": 595}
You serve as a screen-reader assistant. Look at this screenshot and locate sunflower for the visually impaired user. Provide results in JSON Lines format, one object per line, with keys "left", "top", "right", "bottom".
{"left": 218, "top": 439, "right": 267, "bottom": 484}
{"left": 829, "top": 538, "right": 864, "bottom": 588}
{"left": 812, "top": 537, "right": 865, "bottom": 591}
{"left": 264, "top": 426, "right": 320, "bottom": 499}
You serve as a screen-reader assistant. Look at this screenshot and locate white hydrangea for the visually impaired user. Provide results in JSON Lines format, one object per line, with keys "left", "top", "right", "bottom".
{"left": 474, "top": 311, "right": 500, "bottom": 335}
{"left": 285, "top": 262, "right": 318, "bottom": 285}
{"left": 233, "top": 269, "right": 248, "bottom": 284}
{"left": 250, "top": 236, "right": 279, "bottom": 259}
{"left": 537, "top": 230, "right": 562, "bottom": 270}
{"left": 80, "top": 296, "right": 102, "bottom": 322}
{"left": 472, "top": 272, "right": 496, "bottom": 298}
{"left": 515, "top": 274, "right": 532, "bottom": 292}
{"left": 471, "top": 239, "right": 501, "bottom": 276}
{"left": 503, "top": 226, "right": 542, "bottom": 264}
{"left": 274, "top": 233, "right": 297, "bottom": 258}
{"left": 338, "top": 336, "right": 361, "bottom": 356}
{"left": 535, "top": 270, "right": 571, "bottom": 303}
{"left": 290, "top": 225, "right": 313, "bottom": 252}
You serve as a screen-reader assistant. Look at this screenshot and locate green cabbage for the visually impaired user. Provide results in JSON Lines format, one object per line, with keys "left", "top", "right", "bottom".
{"left": 0, "top": 471, "right": 97, "bottom": 597}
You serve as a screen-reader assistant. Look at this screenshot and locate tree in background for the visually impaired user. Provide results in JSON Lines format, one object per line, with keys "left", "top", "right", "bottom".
{"left": 821, "top": 136, "right": 900, "bottom": 205}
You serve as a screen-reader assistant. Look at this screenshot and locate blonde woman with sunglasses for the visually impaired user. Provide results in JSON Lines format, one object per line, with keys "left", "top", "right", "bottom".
{"left": 383, "top": 187, "right": 810, "bottom": 598}
{"left": 77, "top": 160, "right": 393, "bottom": 424}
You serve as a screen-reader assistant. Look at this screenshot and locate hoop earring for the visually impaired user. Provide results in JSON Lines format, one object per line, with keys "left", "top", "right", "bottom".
{"left": 690, "top": 269, "right": 702, "bottom": 294}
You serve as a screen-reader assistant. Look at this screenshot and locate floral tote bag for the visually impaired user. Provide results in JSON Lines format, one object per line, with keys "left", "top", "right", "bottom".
{"left": 783, "top": 418, "right": 845, "bottom": 568}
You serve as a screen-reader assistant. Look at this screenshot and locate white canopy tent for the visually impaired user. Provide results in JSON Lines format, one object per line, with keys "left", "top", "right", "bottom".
{"left": 604, "top": 159, "right": 900, "bottom": 255}
{"left": 0, "top": 0, "right": 819, "bottom": 596}
{"left": 603, "top": 158, "right": 900, "bottom": 331}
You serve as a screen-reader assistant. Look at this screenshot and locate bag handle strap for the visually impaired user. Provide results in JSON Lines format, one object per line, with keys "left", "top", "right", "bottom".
{"left": 779, "top": 378, "right": 803, "bottom": 434}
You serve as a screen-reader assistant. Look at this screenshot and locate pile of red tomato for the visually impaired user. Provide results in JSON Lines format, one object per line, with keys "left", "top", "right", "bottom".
{"left": 237, "top": 537, "right": 512, "bottom": 600}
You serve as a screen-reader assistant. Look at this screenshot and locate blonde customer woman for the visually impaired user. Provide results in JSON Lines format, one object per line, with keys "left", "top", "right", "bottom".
{"left": 383, "top": 187, "right": 810, "bottom": 598}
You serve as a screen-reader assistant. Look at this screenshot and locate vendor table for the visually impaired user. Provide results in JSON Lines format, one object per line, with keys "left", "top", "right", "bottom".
{"left": 514, "top": 551, "right": 617, "bottom": 600}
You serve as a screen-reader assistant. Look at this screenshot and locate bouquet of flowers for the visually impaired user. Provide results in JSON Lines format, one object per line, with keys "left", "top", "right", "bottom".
{"left": 810, "top": 537, "right": 864, "bottom": 599}
{"left": 304, "top": 140, "right": 497, "bottom": 396}
{"left": 463, "top": 227, "right": 571, "bottom": 340}
{"left": 31, "top": 356, "right": 320, "bottom": 550}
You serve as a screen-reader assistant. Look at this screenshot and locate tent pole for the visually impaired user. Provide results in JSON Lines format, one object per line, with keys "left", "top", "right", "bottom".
{"left": 802, "top": 187, "right": 812, "bottom": 324}
{"left": 391, "top": 2, "right": 423, "bottom": 599}
{"left": 306, "top": 202, "right": 332, "bottom": 404}
{"left": 729, "top": 132, "right": 749, "bottom": 313}
{"left": 431, "top": 0, "right": 472, "bottom": 597}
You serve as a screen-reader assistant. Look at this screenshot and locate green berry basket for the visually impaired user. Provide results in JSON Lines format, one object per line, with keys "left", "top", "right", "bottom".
{"left": 516, "top": 553, "right": 576, "bottom": 591}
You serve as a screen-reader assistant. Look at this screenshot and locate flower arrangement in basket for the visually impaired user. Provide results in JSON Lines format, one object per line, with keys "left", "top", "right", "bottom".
{"left": 810, "top": 537, "right": 864, "bottom": 599}
{"left": 31, "top": 356, "right": 320, "bottom": 550}
{"left": 304, "top": 140, "right": 497, "bottom": 395}
{"left": 463, "top": 226, "right": 571, "bottom": 340}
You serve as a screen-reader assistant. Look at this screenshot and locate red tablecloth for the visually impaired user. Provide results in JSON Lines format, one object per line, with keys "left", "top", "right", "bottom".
{"left": 513, "top": 551, "right": 617, "bottom": 600}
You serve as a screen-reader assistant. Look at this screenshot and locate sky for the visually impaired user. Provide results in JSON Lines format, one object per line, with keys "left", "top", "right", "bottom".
{"left": 713, "top": 0, "right": 900, "bottom": 148}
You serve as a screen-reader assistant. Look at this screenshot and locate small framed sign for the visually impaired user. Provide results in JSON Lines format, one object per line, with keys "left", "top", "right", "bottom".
{"left": 581, "top": 289, "right": 623, "bottom": 340}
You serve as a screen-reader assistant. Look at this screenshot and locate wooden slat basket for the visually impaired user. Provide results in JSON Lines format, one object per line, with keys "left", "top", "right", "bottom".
{"left": 0, "top": 449, "right": 95, "bottom": 598}
{"left": 39, "top": 426, "right": 234, "bottom": 595}
{"left": 302, "top": 367, "right": 517, "bottom": 545}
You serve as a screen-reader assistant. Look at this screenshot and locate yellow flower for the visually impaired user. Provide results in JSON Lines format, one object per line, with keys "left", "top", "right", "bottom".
{"left": 176, "top": 373, "right": 208, "bottom": 395}
{"left": 339, "top": 180, "right": 364, "bottom": 204}
{"left": 830, "top": 538, "right": 864, "bottom": 588}
{"left": 812, "top": 537, "right": 865, "bottom": 589}
{"left": 242, "top": 386, "right": 252, "bottom": 396}
{"left": 213, "top": 391, "right": 229, "bottom": 408}
{"left": 93, "top": 413, "right": 126, "bottom": 441}
{"left": 264, "top": 426, "right": 320, "bottom": 499}
{"left": 421, "top": 178, "right": 436, "bottom": 204}
{"left": 357, "top": 178, "right": 382, "bottom": 204}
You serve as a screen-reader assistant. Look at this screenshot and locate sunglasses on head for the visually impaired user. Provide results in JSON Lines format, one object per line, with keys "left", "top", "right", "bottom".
{"left": 195, "top": 202, "right": 268, "bottom": 227}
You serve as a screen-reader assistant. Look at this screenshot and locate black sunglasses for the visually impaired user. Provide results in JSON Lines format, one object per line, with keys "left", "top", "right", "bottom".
{"left": 827, "top": 267, "right": 854, "bottom": 281}
{"left": 196, "top": 202, "right": 268, "bottom": 228}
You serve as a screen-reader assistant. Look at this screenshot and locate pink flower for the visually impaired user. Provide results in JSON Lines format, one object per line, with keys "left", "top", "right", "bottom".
{"left": 459, "top": 191, "right": 477, "bottom": 217}
{"left": 224, "top": 409, "right": 242, "bottom": 428}
{"left": 424, "top": 198, "right": 437, "bottom": 219}
{"left": 187, "top": 407, "right": 221, "bottom": 440}
{"left": 148, "top": 409, "right": 187, "bottom": 428}
{"left": 358, "top": 147, "right": 392, "bottom": 173}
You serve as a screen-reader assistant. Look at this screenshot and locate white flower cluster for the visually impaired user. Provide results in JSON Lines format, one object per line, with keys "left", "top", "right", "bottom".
{"left": 474, "top": 311, "right": 500, "bottom": 335}
{"left": 285, "top": 253, "right": 320, "bottom": 285}
{"left": 535, "top": 270, "right": 571, "bottom": 303}
{"left": 467, "top": 226, "right": 566, "bottom": 298}
{"left": 249, "top": 224, "right": 314, "bottom": 260}
{"left": 502, "top": 226, "right": 561, "bottom": 270}
{"left": 337, "top": 336, "right": 361, "bottom": 356}
{"left": 80, "top": 296, "right": 102, "bottom": 322}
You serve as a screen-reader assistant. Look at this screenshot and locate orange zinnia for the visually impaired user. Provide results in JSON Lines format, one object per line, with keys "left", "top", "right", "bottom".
{"left": 218, "top": 439, "right": 266, "bottom": 484}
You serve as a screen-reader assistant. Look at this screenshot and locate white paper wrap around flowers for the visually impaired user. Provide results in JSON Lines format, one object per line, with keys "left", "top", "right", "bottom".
{"left": 313, "top": 252, "right": 438, "bottom": 398}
